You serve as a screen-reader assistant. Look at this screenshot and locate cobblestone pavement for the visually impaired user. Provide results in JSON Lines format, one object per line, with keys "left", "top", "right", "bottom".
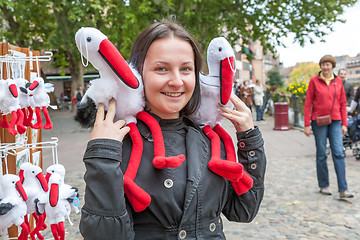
{"left": 37, "top": 110, "right": 360, "bottom": 240}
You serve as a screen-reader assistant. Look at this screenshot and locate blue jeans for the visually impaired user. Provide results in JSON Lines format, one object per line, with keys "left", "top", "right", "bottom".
{"left": 311, "top": 120, "right": 348, "bottom": 192}
{"left": 256, "top": 105, "right": 263, "bottom": 121}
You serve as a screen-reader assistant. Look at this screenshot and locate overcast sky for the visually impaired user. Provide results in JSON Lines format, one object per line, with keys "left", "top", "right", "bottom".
{"left": 276, "top": 1, "right": 360, "bottom": 68}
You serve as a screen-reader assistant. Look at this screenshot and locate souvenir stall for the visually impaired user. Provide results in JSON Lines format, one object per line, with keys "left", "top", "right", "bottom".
{"left": 0, "top": 43, "right": 78, "bottom": 240}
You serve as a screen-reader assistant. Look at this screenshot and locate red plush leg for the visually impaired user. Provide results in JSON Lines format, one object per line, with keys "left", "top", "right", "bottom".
{"left": 50, "top": 224, "right": 60, "bottom": 240}
{"left": 58, "top": 221, "right": 65, "bottom": 240}
{"left": 16, "top": 108, "right": 27, "bottom": 134}
{"left": 18, "top": 222, "right": 30, "bottom": 240}
{"left": 231, "top": 171, "right": 254, "bottom": 195}
{"left": 136, "top": 111, "right": 185, "bottom": 169}
{"left": 123, "top": 122, "right": 151, "bottom": 212}
{"left": 27, "top": 106, "right": 34, "bottom": 125}
{"left": 32, "top": 107, "right": 43, "bottom": 129}
{"left": 42, "top": 106, "right": 53, "bottom": 129}
{"left": 22, "top": 108, "right": 30, "bottom": 126}
{"left": 30, "top": 213, "right": 44, "bottom": 240}
{"left": 40, "top": 212, "right": 47, "bottom": 230}
{"left": 1, "top": 114, "right": 9, "bottom": 128}
{"left": 204, "top": 125, "right": 243, "bottom": 182}
{"left": 8, "top": 111, "right": 18, "bottom": 136}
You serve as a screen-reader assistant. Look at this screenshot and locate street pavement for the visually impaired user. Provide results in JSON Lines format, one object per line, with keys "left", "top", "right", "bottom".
{"left": 38, "top": 109, "right": 360, "bottom": 240}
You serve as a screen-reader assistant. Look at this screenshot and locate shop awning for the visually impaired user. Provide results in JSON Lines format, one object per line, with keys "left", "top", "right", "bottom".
{"left": 46, "top": 74, "right": 100, "bottom": 81}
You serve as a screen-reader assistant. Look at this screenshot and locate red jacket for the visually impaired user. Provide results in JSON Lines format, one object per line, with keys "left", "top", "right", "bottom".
{"left": 304, "top": 73, "right": 348, "bottom": 127}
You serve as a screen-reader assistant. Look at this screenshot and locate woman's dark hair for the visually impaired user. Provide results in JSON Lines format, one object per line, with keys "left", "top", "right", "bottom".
{"left": 319, "top": 55, "right": 336, "bottom": 68}
{"left": 130, "top": 18, "right": 202, "bottom": 116}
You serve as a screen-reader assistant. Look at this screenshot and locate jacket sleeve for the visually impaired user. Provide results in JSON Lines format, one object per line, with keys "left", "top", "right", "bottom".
{"left": 79, "top": 139, "right": 135, "bottom": 240}
{"left": 304, "top": 78, "right": 315, "bottom": 127}
{"left": 222, "top": 127, "right": 266, "bottom": 223}
{"left": 339, "top": 81, "right": 348, "bottom": 126}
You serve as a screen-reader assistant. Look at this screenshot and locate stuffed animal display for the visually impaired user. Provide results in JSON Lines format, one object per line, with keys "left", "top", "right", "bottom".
{"left": 189, "top": 37, "right": 253, "bottom": 195}
{"left": 0, "top": 162, "right": 78, "bottom": 240}
{"left": 0, "top": 75, "right": 54, "bottom": 136}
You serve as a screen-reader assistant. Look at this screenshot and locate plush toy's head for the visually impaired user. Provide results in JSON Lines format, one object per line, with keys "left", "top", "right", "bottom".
{"left": 28, "top": 77, "right": 45, "bottom": 94}
{"left": 206, "top": 37, "right": 235, "bottom": 105}
{"left": 45, "top": 164, "right": 66, "bottom": 182}
{"left": 48, "top": 172, "right": 63, "bottom": 207}
{"left": 1, "top": 174, "right": 28, "bottom": 202}
{"left": 20, "top": 162, "right": 49, "bottom": 192}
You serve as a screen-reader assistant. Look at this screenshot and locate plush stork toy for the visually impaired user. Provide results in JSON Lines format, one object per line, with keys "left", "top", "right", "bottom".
{"left": 189, "top": 37, "right": 253, "bottom": 195}
{"left": 37, "top": 172, "right": 77, "bottom": 240}
{"left": 14, "top": 77, "right": 32, "bottom": 127}
{"left": 27, "top": 77, "right": 54, "bottom": 130}
{"left": 0, "top": 174, "right": 29, "bottom": 240}
{"left": 0, "top": 78, "right": 26, "bottom": 135}
{"left": 74, "top": 27, "right": 185, "bottom": 212}
{"left": 19, "top": 162, "right": 49, "bottom": 240}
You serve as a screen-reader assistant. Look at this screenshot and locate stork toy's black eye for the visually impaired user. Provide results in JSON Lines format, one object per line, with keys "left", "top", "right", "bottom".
{"left": 219, "top": 47, "right": 222, "bottom": 51}
{"left": 87, "top": 37, "right": 91, "bottom": 42}
{"left": 12, "top": 181, "right": 15, "bottom": 184}
{"left": 32, "top": 171, "right": 35, "bottom": 173}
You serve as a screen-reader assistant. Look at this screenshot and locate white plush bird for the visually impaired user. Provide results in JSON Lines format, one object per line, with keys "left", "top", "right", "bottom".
{"left": 38, "top": 172, "right": 76, "bottom": 240}
{"left": 189, "top": 37, "right": 253, "bottom": 195}
{"left": 0, "top": 78, "right": 26, "bottom": 135}
{"left": 14, "top": 77, "right": 32, "bottom": 129}
{"left": 19, "top": 162, "right": 49, "bottom": 240}
{"left": 0, "top": 174, "right": 29, "bottom": 240}
{"left": 28, "top": 77, "right": 54, "bottom": 129}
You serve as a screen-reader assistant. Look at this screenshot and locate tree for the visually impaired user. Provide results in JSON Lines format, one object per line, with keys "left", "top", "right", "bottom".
{"left": 0, "top": 0, "right": 357, "bottom": 95}
{"left": 290, "top": 62, "right": 320, "bottom": 83}
{"left": 267, "top": 67, "right": 284, "bottom": 87}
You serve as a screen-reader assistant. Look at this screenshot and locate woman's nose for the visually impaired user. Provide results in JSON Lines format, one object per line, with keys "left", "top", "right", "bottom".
{"left": 169, "top": 71, "right": 183, "bottom": 87}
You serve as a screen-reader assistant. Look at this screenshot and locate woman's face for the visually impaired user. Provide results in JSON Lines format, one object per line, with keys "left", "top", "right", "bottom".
{"left": 142, "top": 37, "right": 195, "bottom": 119}
{"left": 320, "top": 62, "right": 333, "bottom": 77}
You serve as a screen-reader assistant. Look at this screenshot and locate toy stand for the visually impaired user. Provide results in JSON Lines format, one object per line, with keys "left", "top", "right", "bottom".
{"left": 0, "top": 42, "right": 51, "bottom": 239}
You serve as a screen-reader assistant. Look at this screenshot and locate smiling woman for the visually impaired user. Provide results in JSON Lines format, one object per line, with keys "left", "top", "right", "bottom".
{"left": 79, "top": 18, "right": 267, "bottom": 240}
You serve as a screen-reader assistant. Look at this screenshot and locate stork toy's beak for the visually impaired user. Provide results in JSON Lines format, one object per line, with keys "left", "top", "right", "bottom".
{"left": 19, "top": 169, "right": 24, "bottom": 184}
{"left": 29, "top": 81, "right": 39, "bottom": 91}
{"left": 36, "top": 172, "right": 49, "bottom": 192}
{"left": 49, "top": 183, "right": 59, "bottom": 207}
{"left": 220, "top": 56, "right": 235, "bottom": 105}
{"left": 98, "top": 38, "right": 139, "bottom": 89}
{"left": 9, "top": 84, "right": 18, "bottom": 98}
{"left": 16, "top": 180, "right": 28, "bottom": 202}
{"left": 45, "top": 172, "right": 51, "bottom": 183}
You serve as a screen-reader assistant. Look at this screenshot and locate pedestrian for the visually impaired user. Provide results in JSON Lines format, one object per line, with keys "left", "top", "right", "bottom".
{"left": 304, "top": 54, "right": 353, "bottom": 198}
{"left": 253, "top": 79, "right": 265, "bottom": 121}
{"left": 79, "top": 19, "right": 266, "bottom": 240}
{"left": 75, "top": 86, "right": 83, "bottom": 105}
{"left": 338, "top": 68, "right": 353, "bottom": 106}
{"left": 240, "top": 80, "right": 253, "bottom": 111}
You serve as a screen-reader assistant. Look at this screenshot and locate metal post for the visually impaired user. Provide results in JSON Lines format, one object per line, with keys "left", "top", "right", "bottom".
{"left": 294, "top": 95, "right": 300, "bottom": 127}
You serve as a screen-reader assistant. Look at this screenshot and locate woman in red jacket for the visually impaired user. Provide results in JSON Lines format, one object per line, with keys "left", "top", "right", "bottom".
{"left": 304, "top": 55, "right": 353, "bottom": 198}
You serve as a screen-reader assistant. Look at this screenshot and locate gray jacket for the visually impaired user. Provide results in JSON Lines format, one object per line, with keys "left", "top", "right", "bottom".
{"left": 80, "top": 116, "right": 266, "bottom": 240}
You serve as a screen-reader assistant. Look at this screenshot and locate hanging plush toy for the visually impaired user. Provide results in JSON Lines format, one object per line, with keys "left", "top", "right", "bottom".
{"left": 37, "top": 172, "right": 77, "bottom": 240}
{"left": 189, "top": 37, "right": 253, "bottom": 195}
{"left": 74, "top": 27, "right": 184, "bottom": 212}
{"left": 28, "top": 77, "right": 54, "bottom": 130}
{"left": 14, "top": 77, "right": 32, "bottom": 127}
{"left": 19, "top": 162, "right": 49, "bottom": 240}
{"left": 0, "top": 174, "right": 29, "bottom": 240}
{"left": 0, "top": 78, "right": 26, "bottom": 135}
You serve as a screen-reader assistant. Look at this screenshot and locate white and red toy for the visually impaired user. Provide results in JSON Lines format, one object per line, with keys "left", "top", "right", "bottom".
{"left": 0, "top": 78, "right": 26, "bottom": 135}
{"left": 0, "top": 174, "right": 29, "bottom": 240}
{"left": 28, "top": 77, "right": 54, "bottom": 130}
{"left": 19, "top": 162, "right": 49, "bottom": 240}
{"left": 189, "top": 37, "right": 253, "bottom": 195}
{"left": 38, "top": 172, "right": 77, "bottom": 240}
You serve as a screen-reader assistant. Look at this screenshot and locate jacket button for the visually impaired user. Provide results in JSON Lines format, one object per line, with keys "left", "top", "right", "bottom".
{"left": 164, "top": 179, "right": 173, "bottom": 188}
{"left": 249, "top": 150, "right": 255, "bottom": 157}
{"left": 178, "top": 230, "right": 186, "bottom": 239}
{"left": 209, "top": 223, "right": 216, "bottom": 232}
{"left": 239, "top": 142, "right": 245, "bottom": 148}
{"left": 250, "top": 163, "right": 257, "bottom": 169}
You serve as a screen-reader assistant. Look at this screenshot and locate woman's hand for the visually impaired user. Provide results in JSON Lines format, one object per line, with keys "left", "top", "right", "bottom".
{"left": 90, "top": 99, "right": 130, "bottom": 141}
{"left": 218, "top": 93, "right": 254, "bottom": 132}
{"left": 342, "top": 125, "right": 347, "bottom": 136}
{"left": 304, "top": 126, "right": 311, "bottom": 137}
